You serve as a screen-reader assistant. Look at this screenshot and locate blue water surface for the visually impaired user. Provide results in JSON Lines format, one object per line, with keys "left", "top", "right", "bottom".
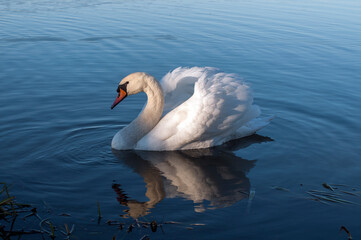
{"left": 1, "top": 0, "right": 361, "bottom": 239}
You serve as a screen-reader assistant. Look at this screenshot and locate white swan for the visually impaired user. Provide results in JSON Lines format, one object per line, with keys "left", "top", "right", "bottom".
{"left": 111, "top": 67, "right": 272, "bottom": 151}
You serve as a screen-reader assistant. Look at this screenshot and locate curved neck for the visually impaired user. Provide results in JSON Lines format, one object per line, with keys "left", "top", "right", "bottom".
{"left": 136, "top": 75, "right": 165, "bottom": 133}
{"left": 116, "top": 74, "right": 164, "bottom": 149}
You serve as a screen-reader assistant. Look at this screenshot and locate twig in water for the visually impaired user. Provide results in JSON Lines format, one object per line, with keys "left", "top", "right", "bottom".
{"left": 340, "top": 191, "right": 358, "bottom": 196}
{"left": 322, "top": 183, "right": 334, "bottom": 191}
{"left": 49, "top": 221, "right": 55, "bottom": 239}
{"left": 150, "top": 220, "right": 157, "bottom": 232}
{"left": 127, "top": 224, "right": 134, "bottom": 233}
{"left": 60, "top": 223, "right": 75, "bottom": 239}
{"left": 271, "top": 186, "right": 289, "bottom": 192}
{"left": 97, "top": 201, "right": 102, "bottom": 220}
{"left": 340, "top": 226, "right": 352, "bottom": 240}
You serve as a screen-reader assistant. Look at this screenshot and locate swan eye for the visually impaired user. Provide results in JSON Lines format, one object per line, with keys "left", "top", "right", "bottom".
{"left": 117, "top": 83, "right": 128, "bottom": 93}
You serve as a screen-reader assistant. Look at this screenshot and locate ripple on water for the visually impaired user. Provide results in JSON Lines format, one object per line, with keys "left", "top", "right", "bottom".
{"left": 0, "top": 36, "right": 67, "bottom": 42}
{"left": 55, "top": 122, "right": 122, "bottom": 165}
{"left": 18, "top": 120, "right": 124, "bottom": 167}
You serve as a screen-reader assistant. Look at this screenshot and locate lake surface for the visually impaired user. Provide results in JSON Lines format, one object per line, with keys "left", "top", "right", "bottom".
{"left": 1, "top": 0, "right": 361, "bottom": 239}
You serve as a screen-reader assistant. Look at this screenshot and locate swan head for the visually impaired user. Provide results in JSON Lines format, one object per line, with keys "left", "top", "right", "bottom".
{"left": 111, "top": 72, "right": 148, "bottom": 109}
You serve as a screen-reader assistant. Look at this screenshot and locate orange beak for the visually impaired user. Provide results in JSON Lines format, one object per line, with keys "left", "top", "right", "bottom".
{"left": 111, "top": 88, "right": 127, "bottom": 109}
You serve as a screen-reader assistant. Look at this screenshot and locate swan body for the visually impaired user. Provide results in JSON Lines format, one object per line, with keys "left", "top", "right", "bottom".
{"left": 111, "top": 67, "right": 272, "bottom": 151}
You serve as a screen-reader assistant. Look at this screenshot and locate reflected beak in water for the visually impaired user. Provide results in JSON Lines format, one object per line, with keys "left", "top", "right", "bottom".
{"left": 111, "top": 88, "right": 127, "bottom": 109}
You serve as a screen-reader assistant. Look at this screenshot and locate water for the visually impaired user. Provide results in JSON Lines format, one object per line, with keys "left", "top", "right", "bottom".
{"left": 1, "top": 0, "right": 361, "bottom": 239}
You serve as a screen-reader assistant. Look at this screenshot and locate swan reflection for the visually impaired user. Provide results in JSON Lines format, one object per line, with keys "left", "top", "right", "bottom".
{"left": 112, "top": 135, "right": 271, "bottom": 219}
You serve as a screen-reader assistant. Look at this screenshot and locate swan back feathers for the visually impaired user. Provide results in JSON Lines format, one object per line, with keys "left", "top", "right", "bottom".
{"left": 135, "top": 67, "right": 261, "bottom": 151}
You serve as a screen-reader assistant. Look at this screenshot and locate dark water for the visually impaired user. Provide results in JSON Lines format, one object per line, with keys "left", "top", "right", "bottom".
{"left": 1, "top": 0, "right": 361, "bottom": 239}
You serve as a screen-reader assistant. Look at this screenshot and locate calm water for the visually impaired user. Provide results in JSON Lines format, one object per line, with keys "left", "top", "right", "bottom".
{"left": 1, "top": 0, "right": 361, "bottom": 239}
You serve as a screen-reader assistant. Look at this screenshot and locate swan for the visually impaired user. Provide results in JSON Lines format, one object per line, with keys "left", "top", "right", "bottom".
{"left": 111, "top": 67, "right": 272, "bottom": 151}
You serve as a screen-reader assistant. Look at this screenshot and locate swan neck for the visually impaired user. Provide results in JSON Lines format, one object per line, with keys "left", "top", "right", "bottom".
{"left": 139, "top": 76, "right": 164, "bottom": 129}
{"left": 126, "top": 75, "right": 164, "bottom": 149}
{"left": 112, "top": 73, "right": 164, "bottom": 150}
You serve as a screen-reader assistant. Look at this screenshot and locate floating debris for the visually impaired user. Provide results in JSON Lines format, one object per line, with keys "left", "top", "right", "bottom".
{"left": 340, "top": 191, "right": 358, "bottom": 196}
{"left": 140, "top": 235, "right": 150, "bottom": 240}
{"left": 307, "top": 192, "right": 357, "bottom": 205}
{"left": 164, "top": 221, "right": 181, "bottom": 225}
{"left": 322, "top": 183, "right": 334, "bottom": 191}
{"left": 307, "top": 197, "right": 331, "bottom": 205}
{"left": 340, "top": 226, "right": 352, "bottom": 240}
{"left": 42, "top": 200, "right": 52, "bottom": 213}
{"left": 0, "top": 196, "right": 15, "bottom": 206}
{"left": 135, "top": 219, "right": 141, "bottom": 228}
{"left": 127, "top": 223, "right": 134, "bottom": 233}
{"left": 23, "top": 207, "right": 40, "bottom": 220}
{"left": 0, "top": 183, "right": 80, "bottom": 240}
{"left": 60, "top": 223, "right": 75, "bottom": 240}
{"left": 59, "top": 213, "right": 71, "bottom": 217}
{"left": 106, "top": 220, "right": 124, "bottom": 226}
{"left": 150, "top": 220, "right": 157, "bottom": 232}
{"left": 0, "top": 183, "right": 46, "bottom": 239}
{"left": 330, "top": 184, "right": 349, "bottom": 187}
{"left": 308, "top": 190, "right": 342, "bottom": 197}
{"left": 190, "top": 223, "right": 206, "bottom": 226}
{"left": 159, "top": 224, "right": 165, "bottom": 234}
{"left": 97, "top": 201, "right": 102, "bottom": 220}
{"left": 272, "top": 186, "right": 290, "bottom": 192}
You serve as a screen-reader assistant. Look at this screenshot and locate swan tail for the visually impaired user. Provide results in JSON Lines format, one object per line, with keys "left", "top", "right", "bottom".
{"left": 234, "top": 115, "right": 275, "bottom": 139}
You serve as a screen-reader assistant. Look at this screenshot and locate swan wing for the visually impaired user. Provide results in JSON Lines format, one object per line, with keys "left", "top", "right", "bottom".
{"left": 136, "top": 67, "right": 263, "bottom": 151}
{"left": 160, "top": 67, "right": 218, "bottom": 114}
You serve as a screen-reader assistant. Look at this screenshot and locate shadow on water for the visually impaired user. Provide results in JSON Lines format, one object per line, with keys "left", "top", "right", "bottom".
{"left": 112, "top": 134, "right": 273, "bottom": 219}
